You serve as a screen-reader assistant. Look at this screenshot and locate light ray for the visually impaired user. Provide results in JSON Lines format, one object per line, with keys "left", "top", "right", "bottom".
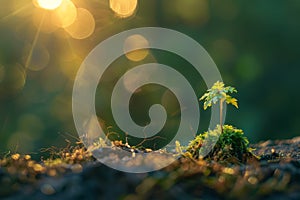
{"left": 25, "top": 12, "right": 45, "bottom": 70}
{"left": 0, "top": 4, "right": 30, "bottom": 22}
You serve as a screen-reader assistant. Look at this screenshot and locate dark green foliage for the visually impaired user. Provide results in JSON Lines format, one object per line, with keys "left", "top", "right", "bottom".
{"left": 186, "top": 125, "right": 252, "bottom": 163}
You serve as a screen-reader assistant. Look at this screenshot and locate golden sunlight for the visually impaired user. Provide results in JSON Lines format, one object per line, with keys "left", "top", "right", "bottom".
{"left": 33, "top": 9, "right": 58, "bottom": 33}
{"left": 124, "top": 34, "right": 149, "bottom": 62}
{"left": 64, "top": 8, "right": 95, "bottom": 40}
{"left": 109, "top": 0, "right": 138, "bottom": 18}
{"left": 35, "top": 0, "right": 63, "bottom": 10}
{"left": 51, "top": 0, "right": 77, "bottom": 28}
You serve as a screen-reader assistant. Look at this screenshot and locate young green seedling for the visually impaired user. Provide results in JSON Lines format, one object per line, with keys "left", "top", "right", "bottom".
{"left": 199, "top": 81, "right": 238, "bottom": 133}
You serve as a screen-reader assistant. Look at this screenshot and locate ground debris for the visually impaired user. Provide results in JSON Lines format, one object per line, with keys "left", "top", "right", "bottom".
{"left": 1, "top": 137, "right": 300, "bottom": 199}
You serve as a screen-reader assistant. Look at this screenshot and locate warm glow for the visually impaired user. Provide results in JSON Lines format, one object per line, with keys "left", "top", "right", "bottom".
{"left": 64, "top": 8, "right": 95, "bottom": 40}
{"left": 51, "top": 0, "right": 77, "bottom": 28}
{"left": 33, "top": 9, "right": 58, "bottom": 33}
{"left": 109, "top": 0, "right": 138, "bottom": 18}
{"left": 124, "top": 34, "right": 149, "bottom": 62}
{"left": 36, "top": 0, "right": 63, "bottom": 10}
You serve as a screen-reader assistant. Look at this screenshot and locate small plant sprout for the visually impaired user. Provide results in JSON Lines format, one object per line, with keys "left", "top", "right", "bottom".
{"left": 200, "top": 81, "right": 238, "bottom": 133}
{"left": 187, "top": 81, "right": 256, "bottom": 163}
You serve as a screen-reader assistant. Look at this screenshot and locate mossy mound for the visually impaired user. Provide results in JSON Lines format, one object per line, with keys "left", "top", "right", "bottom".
{"left": 185, "top": 125, "right": 254, "bottom": 163}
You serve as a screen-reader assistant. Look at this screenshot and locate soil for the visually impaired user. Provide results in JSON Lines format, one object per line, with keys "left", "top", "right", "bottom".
{"left": 1, "top": 137, "right": 300, "bottom": 200}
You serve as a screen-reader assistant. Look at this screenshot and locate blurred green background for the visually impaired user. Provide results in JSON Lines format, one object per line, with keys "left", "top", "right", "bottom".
{"left": 0, "top": 0, "right": 300, "bottom": 153}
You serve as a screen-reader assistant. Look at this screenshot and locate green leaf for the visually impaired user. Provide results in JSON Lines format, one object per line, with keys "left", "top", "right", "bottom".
{"left": 226, "top": 95, "right": 238, "bottom": 108}
{"left": 199, "top": 81, "right": 239, "bottom": 110}
{"left": 199, "top": 92, "right": 209, "bottom": 101}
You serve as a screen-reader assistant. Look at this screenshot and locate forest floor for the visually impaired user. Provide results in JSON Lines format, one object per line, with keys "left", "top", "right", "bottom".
{"left": 1, "top": 137, "right": 300, "bottom": 200}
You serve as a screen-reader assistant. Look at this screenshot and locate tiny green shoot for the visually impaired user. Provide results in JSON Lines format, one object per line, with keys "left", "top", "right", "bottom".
{"left": 199, "top": 81, "right": 238, "bottom": 133}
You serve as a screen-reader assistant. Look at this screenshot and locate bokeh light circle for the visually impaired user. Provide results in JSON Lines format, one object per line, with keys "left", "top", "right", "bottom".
{"left": 109, "top": 0, "right": 138, "bottom": 18}
{"left": 51, "top": 0, "right": 77, "bottom": 28}
{"left": 22, "top": 44, "right": 50, "bottom": 71}
{"left": 124, "top": 34, "right": 149, "bottom": 61}
{"left": 64, "top": 8, "right": 95, "bottom": 40}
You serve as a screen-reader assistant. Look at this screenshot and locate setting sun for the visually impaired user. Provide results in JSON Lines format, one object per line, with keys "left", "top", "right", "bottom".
{"left": 36, "top": 0, "right": 63, "bottom": 10}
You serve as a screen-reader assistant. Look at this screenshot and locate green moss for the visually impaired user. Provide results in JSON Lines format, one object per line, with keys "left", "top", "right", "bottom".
{"left": 185, "top": 125, "right": 254, "bottom": 163}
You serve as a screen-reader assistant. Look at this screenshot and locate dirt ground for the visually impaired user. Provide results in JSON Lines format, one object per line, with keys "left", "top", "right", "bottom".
{"left": 1, "top": 137, "right": 300, "bottom": 200}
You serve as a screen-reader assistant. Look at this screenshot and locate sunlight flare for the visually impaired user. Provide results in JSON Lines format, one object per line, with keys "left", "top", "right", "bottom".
{"left": 35, "top": 0, "right": 63, "bottom": 10}
{"left": 51, "top": 0, "right": 77, "bottom": 28}
{"left": 33, "top": 9, "right": 58, "bottom": 33}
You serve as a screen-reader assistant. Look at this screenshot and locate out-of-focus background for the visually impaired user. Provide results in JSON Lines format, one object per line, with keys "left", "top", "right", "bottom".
{"left": 0, "top": 0, "right": 299, "bottom": 153}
